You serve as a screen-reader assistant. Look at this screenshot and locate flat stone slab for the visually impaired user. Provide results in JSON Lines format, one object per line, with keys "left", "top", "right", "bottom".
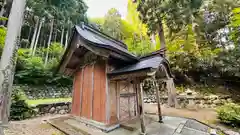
{"left": 185, "top": 119, "right": 209, "bottom": 132}
{"left": 180, "top": 127, "right": 209, "bottom": 135}
{"left": 47, "top": 115, "right": 220, "bottom": 135}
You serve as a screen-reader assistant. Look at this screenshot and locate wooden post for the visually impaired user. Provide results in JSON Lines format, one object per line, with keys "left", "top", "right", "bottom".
{"left": 133, "top": 81, "right": 139, "bottom": 116}
{"left": 137, "top": 81, "right": 146, "bottom": 135}
{"left": 127, "top": 82, "right": 131, "bottom": 118}
{"left": 116, "top": 82, "right": 120, "bottom": 121}
{"left": 155, "top": 81, "right": 163, "bottom": 123}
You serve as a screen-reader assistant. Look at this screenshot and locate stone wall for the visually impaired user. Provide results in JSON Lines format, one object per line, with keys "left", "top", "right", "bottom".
{"left": 33, "top": 102, "right": 71, "bottom": 115}
{"left": 144, "top": 95, "right": 232, "bottom": 109}
{"left": 14, "top": 85, "right": 72, "bottom": 99}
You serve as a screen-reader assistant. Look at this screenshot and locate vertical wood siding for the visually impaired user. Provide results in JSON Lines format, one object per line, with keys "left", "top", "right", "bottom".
{"left": 81, "top": 65, "right": 93, "bottom": 119}
{"left": 92, "top": 61, "right": 106, "bottom": 123}
{"left": 72, "top": 61, "right": 107, "bottom": 124}
{"left": 71, "top": 70, "right": 82, "bottom": 115}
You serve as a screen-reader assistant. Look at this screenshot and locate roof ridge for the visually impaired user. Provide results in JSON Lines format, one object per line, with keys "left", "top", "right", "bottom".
{"left": 140, "top": 49, "right": 166, "bottom": 59}
{"left": 81, "top": 23, "right": 128, "bottom": 49}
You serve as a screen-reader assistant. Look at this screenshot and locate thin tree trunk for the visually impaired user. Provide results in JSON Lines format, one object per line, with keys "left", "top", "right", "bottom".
{"left": 151, "top": 34, "right": 156, "bottom": 49}
{"left": 32, "top": 19, "right": 43, "bottom": 56}
{"left": 27, "top": 26, "right": 32, "bottom": 42}
{"left": 54, "top": 28, "right": 57, "bottom": 42}
{"left": 44, "top": 19, "right": 54, "bottom": 67}
{"left": 60, "top": 27, "right": 64, "bottom": 45}
{"left": 0, "top": 0, "right": 25, "bottom": 134}
{"left": 157, "top": 20, "right": 166, "bottom": 56}
{"left": 64, "top": 30, "right": 68, "bottom": 50}
{"left": 0, "top": 0, "right": 6, "bottom": 17}
{"left": 29, "top": 18, "right": 39, "bottom": 52}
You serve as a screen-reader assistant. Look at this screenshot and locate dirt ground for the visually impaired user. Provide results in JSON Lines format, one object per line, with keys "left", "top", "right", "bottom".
{"left": 4, "top": 115, "right": 66, "bottom": 135}
{"left": 144, "top": 103, "right": 218, "bottom": 123}
{"left": 4, "top": 105, "right": 218, "bottom": 135}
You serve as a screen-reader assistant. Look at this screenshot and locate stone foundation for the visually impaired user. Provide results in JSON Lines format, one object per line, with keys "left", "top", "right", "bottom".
{"left": 144, "top": 95, "right": 232, "bottom": 109}
{"left": 33, "top": 102, "right": 72, "bottom": 115}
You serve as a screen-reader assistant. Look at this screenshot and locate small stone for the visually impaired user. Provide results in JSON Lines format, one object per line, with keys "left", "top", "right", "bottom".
{"left": 206, "top": 100, "right": 212, "bottom": 104}
{"left": 209, "top": 95, "right": 218, "bottom": 100}
{"left": 200, "top": 100, "right": 205, "bottom": 104}
{"left": 186, "top": 89, "right": 193, "bottom": 95}
{"left": 198, "top": 104, "right": 204, "bottom": 108}
{"left": 227, "top": 98, "right": 233, "bottom": 103}
{"left": 56, "top": 106, "right": 62, "bottom": 111}
{"left": 49, "top": 107, "right": 56, "bottom": 114}
{"left": 209, "top": 129, "right": 217, "bottom": 135}
{"left": 213, "top": 99, "right": 221, "bottom": 105}
{"left": 221, "top": 99, "right": 226, "bottom": 104}
{"left": 59, "top": 110, "right": 66, "bottom": 115}
{"left": 62, "top": 105, "right": 69, "bottom": 110}
{"left": 211, "top": 104, "right": 217, "bottom": 108}
{"left": 147, "top": 99, "right": 151, "bottom": 103}
{"left": 195, "top": 100, "right": 200, "bottom": 104}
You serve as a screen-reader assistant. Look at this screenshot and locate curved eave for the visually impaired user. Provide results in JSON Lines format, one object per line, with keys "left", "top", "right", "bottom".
{"left": 108, "top": 56, "right": 173, "bottom": 78}
{"left": 75, "top": 25, "right": 138, "bottom": 62}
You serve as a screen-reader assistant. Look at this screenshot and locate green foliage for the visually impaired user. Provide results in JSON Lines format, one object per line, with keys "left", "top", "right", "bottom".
{"left": 217, "top": 103, "right": 240, "bottom": 127}
{"left": 229, "top": 8, "right": 240, "bottom": 44}
{"left": 10, "top": 88, "right": 36, "bottom": 120}
{"left": 90, "top": 8, "right": 155, "bottom": 56}
{"left": 48, "top": 42, "right": 64, "bottom": 59}
{"left": 14, "top": 43, "right": 71, "bottom": 86}
{"left": 0, "top": 26, "right": 6, "bottom": 55}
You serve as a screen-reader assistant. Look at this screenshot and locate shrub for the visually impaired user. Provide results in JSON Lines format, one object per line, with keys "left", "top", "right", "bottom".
{"left": 217, "top": 103, "right": 240, "bottom": 127}
{"left": 10, "top": 88, "right": 36, "bottom": 120}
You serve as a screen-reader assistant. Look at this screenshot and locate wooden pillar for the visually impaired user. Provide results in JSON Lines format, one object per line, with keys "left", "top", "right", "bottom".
{"left": 133, "top": 81, "right": 139, "bottom": 116}
{"left": 127, "top": 82, "right": 131, "bottom": 118}
{"left": 137, "top": 81, "right": 146, "bottom": 135}
{"left": 116, "top": 82, "right": 120, "bottom": 120}
{"left": 155, "top": 81, "right": 163, "bottom": 123}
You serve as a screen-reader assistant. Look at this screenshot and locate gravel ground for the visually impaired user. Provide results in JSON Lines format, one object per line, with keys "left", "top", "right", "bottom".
{"left": 4, "top": 115, "right": 66, "bottom": 135}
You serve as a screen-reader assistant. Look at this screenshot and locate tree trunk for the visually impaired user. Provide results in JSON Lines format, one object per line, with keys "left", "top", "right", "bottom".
{"left": 32, "top": 19, "right": 43, "bottom": 56}
{"left": 0, "top": 0, "right": 6, "bottom": 17}
{"left": 54, "top": 28, "right": 57, "bottom": 42}
{"left": 64, "top": 30, "right": 68, "bottom": 50}
{"left": 0, "top": 0, "right": 25, "bottom": 134}
{"left": 27, "top": 26, "right": 32, "bottom": 42}
{"left": 29, "top": 18, "right": 39, "bottom": 52}
{"left": 151, "top": 34, "right": 156, "bottom": 49}
{"left": 157, "top": 20, "right": 166, "bottom": 56}
{"left": 44, "top": 19, "right": 54, "bottom": 67}
{"left": 60, "top": 27, "right": 64, "bottom": 45}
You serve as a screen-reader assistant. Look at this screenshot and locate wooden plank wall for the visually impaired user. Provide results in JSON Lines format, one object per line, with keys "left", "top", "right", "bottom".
{"left": 81, "top": 65, "right": 92, "bottom": 118}
{"left": 71, "top": 61, "right": 107, "bottom": 124}
{"left": 92, "top": 61, "right": 106, "bottom": 123}
{"left": 71, "top": 70, "right": 82, "bottom": 115}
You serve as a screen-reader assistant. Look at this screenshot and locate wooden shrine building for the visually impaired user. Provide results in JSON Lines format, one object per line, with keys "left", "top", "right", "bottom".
{"left": 58, "top": 23, "right": 173, "bottom": 134}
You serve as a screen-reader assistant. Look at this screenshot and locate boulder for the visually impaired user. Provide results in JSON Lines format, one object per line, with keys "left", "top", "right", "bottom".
{"left": 227, "top": 98, "right": 233, "bottom": 103}
{"left": 56, "top": 106, "right": 62, "bottom": 111}
{"left": 213, "top": 99, "right": 221, "bottom": 105}
{"left": 59, "top": 109, "right": 66, "bottom": 115}
{"left": 62, "top": 105, "right": 69, "bottom": 110}
{"left": 49, "top": 107, "right": 56, "bottom": 114}
{"left": 186, "top": 89, "right": 193, "bottom": 95}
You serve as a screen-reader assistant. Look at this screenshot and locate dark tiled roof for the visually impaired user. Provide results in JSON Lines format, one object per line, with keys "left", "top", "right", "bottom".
{"left": 109, "top": 55, "right": 170, "bottom": 75}
{"left": 75, "top": 24, "right": 137, "bottom": 59}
